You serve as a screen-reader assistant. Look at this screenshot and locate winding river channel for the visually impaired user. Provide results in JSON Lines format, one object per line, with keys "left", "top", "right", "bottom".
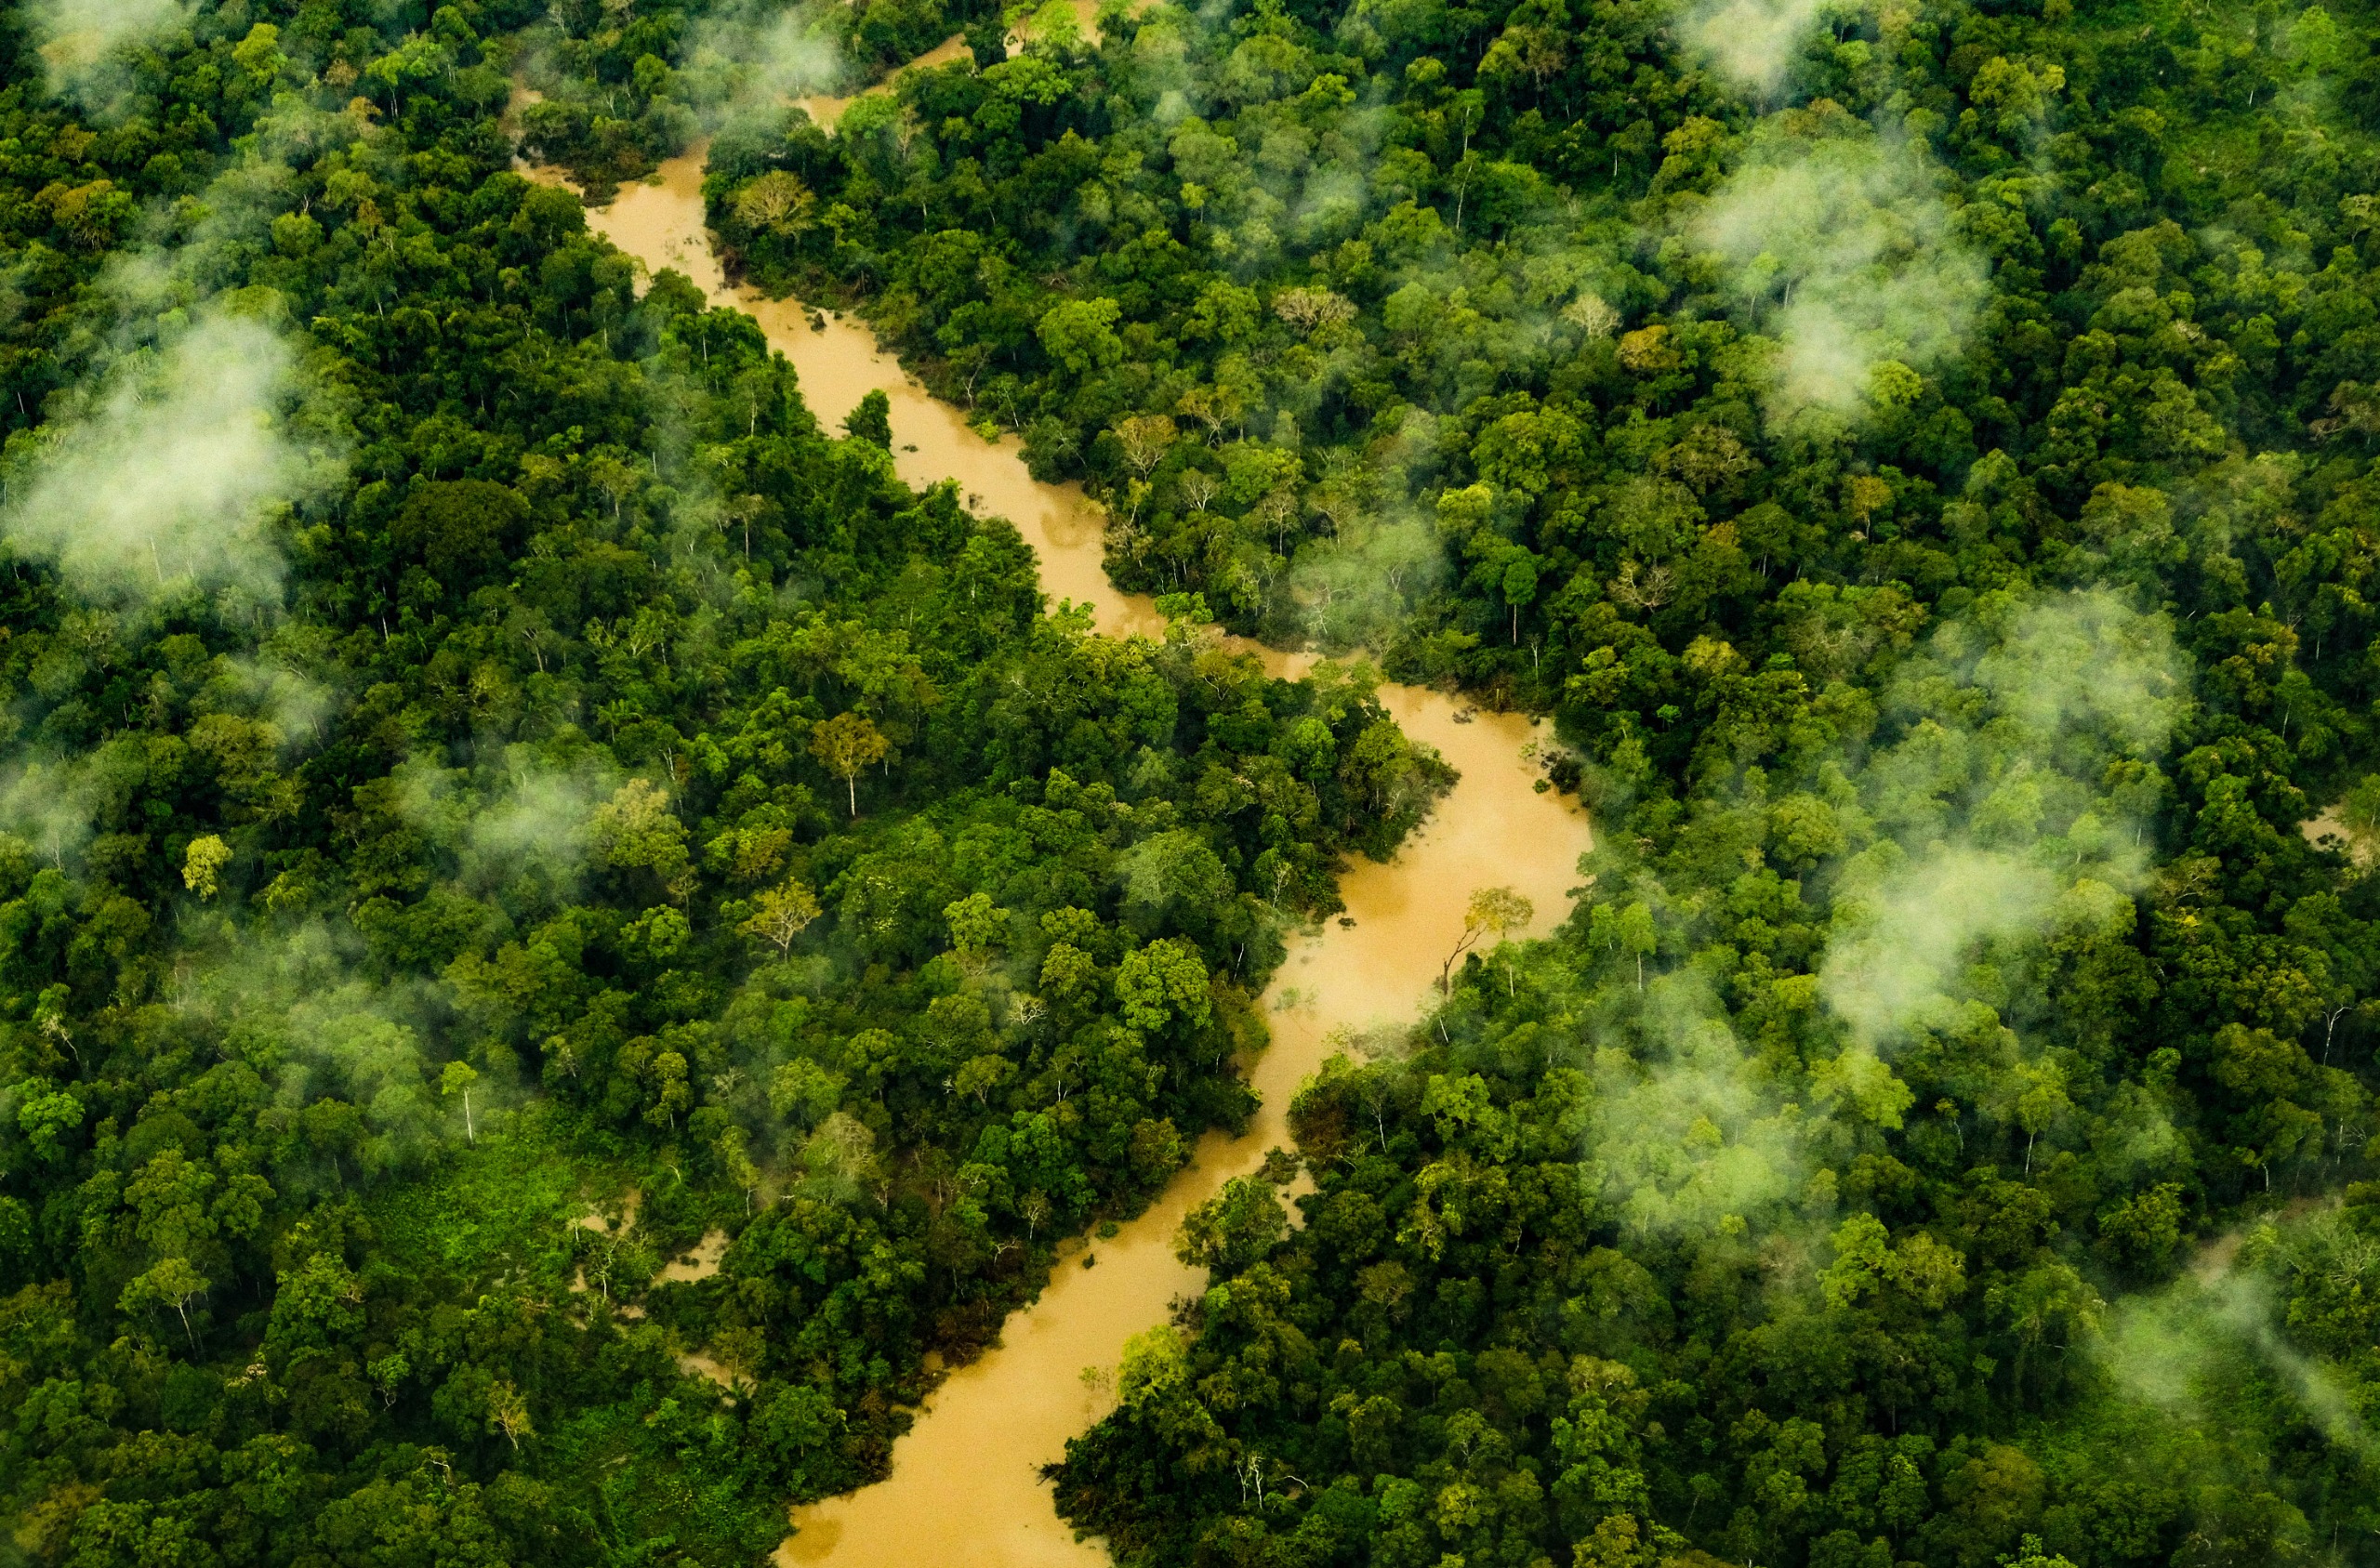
{"left": 565, "top": 147, "right": 1595, "bottom": 1566}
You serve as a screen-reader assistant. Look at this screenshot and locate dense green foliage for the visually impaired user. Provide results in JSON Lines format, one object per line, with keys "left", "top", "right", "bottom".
{"left": 0, "top": 3, "right": 1449, "bottom": 1563}
{"left": 703, "top": 0, "right": 2380, "bottom": 1562}
{"left": 1054, "top": 590, "right": 2380, "bottom": 1567}
{"left": 19, "top": 0, "right": 2380, "bottom": 1558}
{"left": 517, "top": 0, "right": 999, "bottom": 198}
{"left": 711, "top": 0, "right": 2380, "bottom": 718}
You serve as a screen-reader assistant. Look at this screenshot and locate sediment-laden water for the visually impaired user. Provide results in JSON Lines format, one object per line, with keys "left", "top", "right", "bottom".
{"left": 566, "top": 147, "right": 1594, "bottom": 1567}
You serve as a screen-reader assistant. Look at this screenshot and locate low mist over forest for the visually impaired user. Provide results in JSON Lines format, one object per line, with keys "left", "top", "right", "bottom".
{"left": 7, "top": 0, "right": 2380, "bottom": 1563}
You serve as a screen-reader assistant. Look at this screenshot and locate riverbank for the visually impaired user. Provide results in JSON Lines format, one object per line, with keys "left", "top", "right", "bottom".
{"left": 565, "top": 147, "right": 1594, "bottom": 1567}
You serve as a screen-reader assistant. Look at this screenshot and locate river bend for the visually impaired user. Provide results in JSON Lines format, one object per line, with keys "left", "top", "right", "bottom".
{"left": 564, "top": 149, "right": 1594, "bottom": 1567}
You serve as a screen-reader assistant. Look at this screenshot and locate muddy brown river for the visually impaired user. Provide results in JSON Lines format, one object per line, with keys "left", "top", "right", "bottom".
{"left": 568, "top": 150, "right": 1594, "bottom": 1566}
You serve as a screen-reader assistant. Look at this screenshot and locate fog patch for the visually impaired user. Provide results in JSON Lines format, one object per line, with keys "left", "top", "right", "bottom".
{"left": 184, "top": 921, "right": 474, "bottom": 1176}
{"left": 1576, "top": 592, "right": 2183, "bottom": 1244}
{"left": 223, "top": 652, "right": 338, "bottom": 751}
{"left": 1693, "top": 131, "right": 1984, "bottom": 425}
{"left": 1819, "top": 848, "right": 2060, "bottom": 1052}
{"left": 0, "top": 755, "right": 104, "bottom": 869}
{"left": 1587, "top": 973, "right": 1811, "bottom": 1237}
{"left": 2, "top": 314, "right": 330, "bottom": 614}
{"left": 1972, "top": 590, "right": 2188, "bottom": 761}
{"left": 2104, "top": 1226, "right": 2379, "bottom": 1463}
{"left": 462, "top": 771, "right": 605, "bottom": 897}
{"left": 30, "top": 0, "right": 191, "bottom": 109}
{"left": 683, "top": 0, "right": 848, "bottom": 110}
{"left": 398, "top": 756, "right": 611, "bottom": 903}
{"left": 1682, "top": 0, "right": 1828, "bottom": 97}
{"left": 1818, "top": 593, "right": 2180, "bottom": 1052}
